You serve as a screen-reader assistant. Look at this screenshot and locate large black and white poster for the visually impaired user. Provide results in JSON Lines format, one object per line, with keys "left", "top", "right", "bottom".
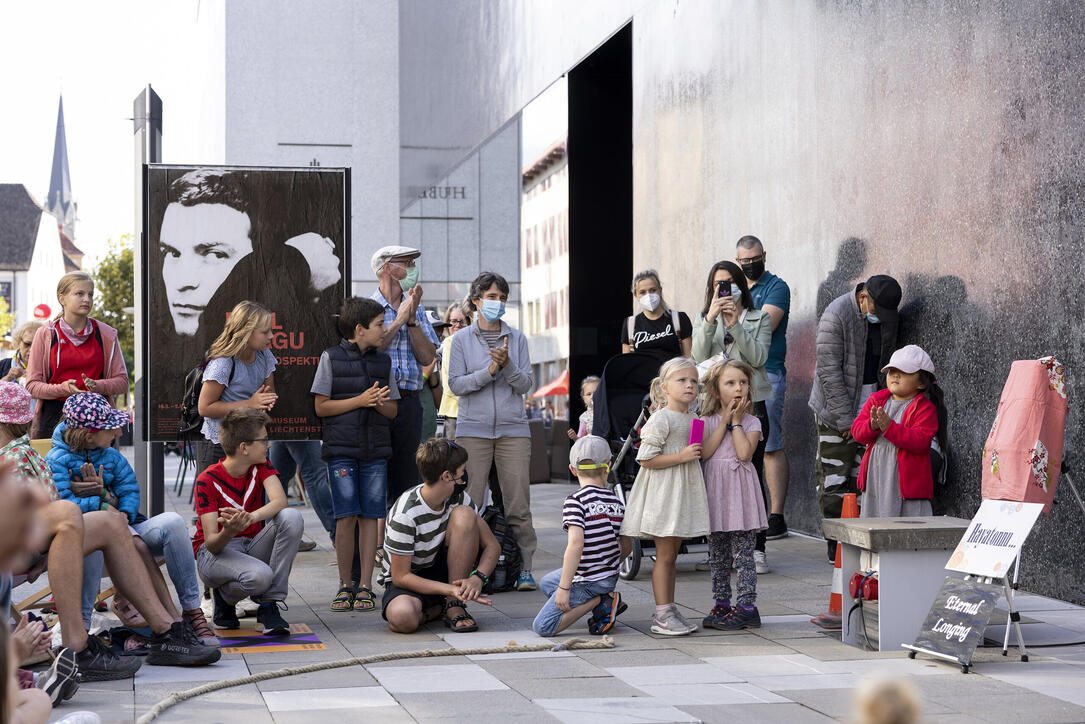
{"left": 143, "top": 165, "right": 349, "bottom": 441}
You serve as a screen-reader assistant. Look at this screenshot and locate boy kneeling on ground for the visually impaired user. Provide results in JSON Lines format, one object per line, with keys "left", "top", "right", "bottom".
{"left": 381, "top": 439, "right": 500, "bottom": 633}
{"left": 193, "top": 409, "right": 303, "bottom": 635}
{"left": 533, "top": 435, "right": 630, "bottom": 637}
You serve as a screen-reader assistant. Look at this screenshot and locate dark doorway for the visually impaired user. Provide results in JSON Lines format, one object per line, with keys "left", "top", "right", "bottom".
{"left": 567, "top": 23, "right": 633, "bottom": 425}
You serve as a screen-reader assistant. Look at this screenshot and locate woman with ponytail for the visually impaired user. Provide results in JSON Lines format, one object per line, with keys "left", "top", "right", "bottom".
{"left": 25, "top": 272, "right": 129, "bottom": 439}
{"left": 850, "top": 345, "right": 947, "bottom": 518}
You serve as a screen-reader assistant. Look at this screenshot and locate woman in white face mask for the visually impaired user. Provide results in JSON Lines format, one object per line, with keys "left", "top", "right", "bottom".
{"left": 620, "top": 270, "right": 693, "bottom": 364}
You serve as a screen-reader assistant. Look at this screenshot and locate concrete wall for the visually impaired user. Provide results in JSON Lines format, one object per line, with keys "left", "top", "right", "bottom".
{"left": 400, "top": 0, "right": 1085, "bottom": 603}
{"left": 399, "top": 118, "right": 522, "bottom": 319}
{"left": 631, "top": 0, "right": 1085, "bottom": 604}
{"left": 223, "top": 0, "right": 400, "bottom": 292}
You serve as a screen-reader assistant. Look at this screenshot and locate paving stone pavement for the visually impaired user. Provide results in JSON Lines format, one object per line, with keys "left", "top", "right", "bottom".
{"left": 23, "top": 453, "right": 1085, "bottom": 723}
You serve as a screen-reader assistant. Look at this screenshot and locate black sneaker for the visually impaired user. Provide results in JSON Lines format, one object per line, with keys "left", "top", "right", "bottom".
{"left": 74, "top": 635, "right": 142, "bottom": 681}
{"left": 147, "top": 622, "right": 222, "bottom": 667}
{"left": 37, "top": 647, "right": 80, "bottom": 703}
{"left": 212, "top": 588, "right": 240, "bottom": 630}
{"left": 255, "top": 601, "right": 291, "bottom": 636}
{"left": 718, "top": 605, "right": 761, "bottom": 630}
{"left": 765, "top": 514, "right": 788, "bottom": 540}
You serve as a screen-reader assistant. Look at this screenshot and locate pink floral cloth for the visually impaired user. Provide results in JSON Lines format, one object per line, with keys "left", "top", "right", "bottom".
{"left": 0, "top": 435, "right": 59, "bottom": 501}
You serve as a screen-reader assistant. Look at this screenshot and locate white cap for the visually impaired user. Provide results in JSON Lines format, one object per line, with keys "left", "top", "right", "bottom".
{"left": 569, "top": 435, "right": 612, "bottom": 469}
{"left": 881, "top": 345, "right": 935, "bottom": 375}
{"left": 371, "top": 245, "right": 421, "bottom": 274}
{"left": 425, "top": 309, "right": 449, "bottom": 329}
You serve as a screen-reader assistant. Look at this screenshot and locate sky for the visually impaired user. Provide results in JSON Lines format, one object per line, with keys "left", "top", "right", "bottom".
{"left": 521, "top": 76, "right": 568, "bottom": 166}
{"left": 0, "top": 1, "right": 213, "bottom": 267}
{"left": 0, "top": 2, "right": 567, "bottom": 266}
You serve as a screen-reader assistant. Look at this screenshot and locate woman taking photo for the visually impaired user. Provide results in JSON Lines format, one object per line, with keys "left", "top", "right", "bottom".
{"left": 438, "top": 301, "right": 472, "bottom": 440}
{"left": 448, "top": 272, "right": 537, "bottom": 590}
{"left": 25, "top": 271, "right": 129, "bottom": 439}
{"left": 620, "top": 270, "right": 692, "bottom": 365}
{"left": 691, "top": 260, "right": 773, "bottom": 573}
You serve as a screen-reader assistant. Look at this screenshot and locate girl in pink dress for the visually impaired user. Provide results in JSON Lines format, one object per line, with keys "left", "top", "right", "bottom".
{"left": 699, "top": 360, "right": 767, "bottom": 631}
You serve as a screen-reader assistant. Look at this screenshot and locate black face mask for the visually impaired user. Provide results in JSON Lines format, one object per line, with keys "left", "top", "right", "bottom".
{"left": 452, "top": 472, "right": 469, "bottom": 499}
{"left": 740, "top": 260, "right": 766, "bottom": 281}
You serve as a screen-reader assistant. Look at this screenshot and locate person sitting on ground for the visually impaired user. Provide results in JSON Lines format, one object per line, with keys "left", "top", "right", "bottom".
{"left": 312, "top": 297, "right": 399, "bottom": 614}
{"left": 0, "top": 461, "right": 102, "bottom": 724}
{"left": 381, "top": 439, "right": 500, "bottom": 634}
{"left": 1, "top": 384, "right": 220, "bottom": 682}
{"left": 533, "top": 436, "right": 629, "bottom": 637}
{"left": 194, "top": 409, "right": 302, "bottom": 636}
{"left": 46, "top": 393, "right": 217, "bottom": 647}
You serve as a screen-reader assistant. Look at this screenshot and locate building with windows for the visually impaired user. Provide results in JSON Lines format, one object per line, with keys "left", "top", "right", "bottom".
{"left": 520, "top": 140, "right": 568, "bottom": 413}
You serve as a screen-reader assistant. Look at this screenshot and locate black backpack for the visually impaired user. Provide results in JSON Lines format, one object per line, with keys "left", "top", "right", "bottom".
{"left": 480, "top": 504, "right": 522, "bottom": 593}
{"left": 179, "top": 356, "right": 234, "bottom": 440}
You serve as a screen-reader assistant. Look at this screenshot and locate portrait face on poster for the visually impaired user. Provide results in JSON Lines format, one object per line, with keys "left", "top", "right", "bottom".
{"left": 143, "top": 165, "right": 350, "bottom": 441}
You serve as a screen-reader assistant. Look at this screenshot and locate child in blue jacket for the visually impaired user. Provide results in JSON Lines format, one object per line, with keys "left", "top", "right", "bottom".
{"left": 46, "top": 393, "right": 217, "bottom": 645}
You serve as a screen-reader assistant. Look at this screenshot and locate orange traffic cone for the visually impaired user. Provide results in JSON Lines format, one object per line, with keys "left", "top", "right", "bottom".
{"left": 811, "top": 493, "right": 859, "bottom": 630}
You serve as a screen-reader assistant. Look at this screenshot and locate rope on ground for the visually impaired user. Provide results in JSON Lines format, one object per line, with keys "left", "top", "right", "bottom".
{"left": 136, "top": 635, "right": 615, "bottom": 723}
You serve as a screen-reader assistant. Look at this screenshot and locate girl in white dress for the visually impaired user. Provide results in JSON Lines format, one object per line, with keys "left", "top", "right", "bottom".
{"left": 620, "top": 357, "right": 711, "bottom": 635}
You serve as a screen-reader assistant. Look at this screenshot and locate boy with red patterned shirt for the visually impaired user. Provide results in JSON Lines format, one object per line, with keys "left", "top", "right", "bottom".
{"left": 193, "top": 409, "right": 303, "bottom": 635}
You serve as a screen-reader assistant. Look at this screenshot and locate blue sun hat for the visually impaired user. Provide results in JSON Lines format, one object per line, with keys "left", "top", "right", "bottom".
{"left": 62, "top": 393, "right": 130, "bottom": 430}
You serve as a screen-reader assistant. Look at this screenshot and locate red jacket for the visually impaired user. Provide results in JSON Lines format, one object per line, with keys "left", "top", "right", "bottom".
{"left": 851, "top": 388, "right": 938, "bottom": 501}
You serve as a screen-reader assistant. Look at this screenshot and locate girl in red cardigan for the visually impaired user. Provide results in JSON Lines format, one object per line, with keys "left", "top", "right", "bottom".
{"left": 851, "top": 345, "right": 947, "bottom": 518}
{"left": 25, "top": 271, "right": 129, "bottom": 439}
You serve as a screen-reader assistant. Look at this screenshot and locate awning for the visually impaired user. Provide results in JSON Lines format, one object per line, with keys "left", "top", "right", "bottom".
{"left": 533, "top": 370, "right": 569, "bottom": 398}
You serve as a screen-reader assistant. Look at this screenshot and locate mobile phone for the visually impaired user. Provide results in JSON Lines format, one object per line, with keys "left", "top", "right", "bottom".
{"left": 688, "top": 418, "right": 705, "bottom": 445}
{"left": 717, "top": 281, "right": 731, "bottom": 298}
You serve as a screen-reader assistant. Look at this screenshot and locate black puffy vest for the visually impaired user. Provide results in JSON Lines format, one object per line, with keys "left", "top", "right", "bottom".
{"left": 320, "top": 340, "right": 393, "bottom": 462}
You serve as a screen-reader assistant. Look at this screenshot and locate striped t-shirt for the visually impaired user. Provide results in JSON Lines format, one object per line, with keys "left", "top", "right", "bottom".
{"left": 563, "top": 485, "right": 625, "bottom": 582}
{"left": 379, "top": 484, "right": 474, "bottom": 586}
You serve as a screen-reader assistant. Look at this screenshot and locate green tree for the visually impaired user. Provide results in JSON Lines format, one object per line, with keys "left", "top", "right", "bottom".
{"left": 91, "top": 236, "right": 134, "bottom": 372}
{"left": 0, "top": 296, "right": 14, "bottom": 340}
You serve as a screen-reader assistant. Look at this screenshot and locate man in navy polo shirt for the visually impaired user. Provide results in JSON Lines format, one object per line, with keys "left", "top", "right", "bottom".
{"left": 736, "top": 236, "right": 791, "bottom": 540}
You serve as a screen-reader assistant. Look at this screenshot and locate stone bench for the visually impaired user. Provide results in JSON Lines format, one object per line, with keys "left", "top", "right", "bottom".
{"left": 822, "top": 515, "right": 972, "bottom": 651}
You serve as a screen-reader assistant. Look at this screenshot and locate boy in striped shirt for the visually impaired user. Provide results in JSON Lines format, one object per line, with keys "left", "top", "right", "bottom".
{"left": 381, "top": 439, "right": 500, "bottom": 633}
{"left": 533, "top": 436, "right": 630, "bottom": 637}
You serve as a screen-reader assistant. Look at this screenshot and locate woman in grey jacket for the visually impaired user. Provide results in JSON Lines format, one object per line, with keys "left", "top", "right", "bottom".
{"left": 691, "top": 260, "right": 773, "bottom": 572}
{"left": 448, "top": 271, "right": 538, "bottom": 590}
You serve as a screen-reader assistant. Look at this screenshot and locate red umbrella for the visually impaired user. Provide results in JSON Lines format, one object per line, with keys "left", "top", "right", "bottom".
{"left": 533, "top": 370, "right": 569, "bottom": 398}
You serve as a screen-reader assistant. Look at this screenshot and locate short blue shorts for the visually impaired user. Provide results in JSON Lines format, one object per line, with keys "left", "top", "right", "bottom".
{"left": 327, "top": 457, "right": 387, "bottom": 519}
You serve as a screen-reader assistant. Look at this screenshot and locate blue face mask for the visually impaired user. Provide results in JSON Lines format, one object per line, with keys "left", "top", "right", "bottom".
{"left": 731, "top": 284, "right": 742, "bottom": 299}
{"left": 480, "top": 299, "right": 506, "bottom": 322}
{"left": 866, "top": 312, "right": 880, "bottom": 324}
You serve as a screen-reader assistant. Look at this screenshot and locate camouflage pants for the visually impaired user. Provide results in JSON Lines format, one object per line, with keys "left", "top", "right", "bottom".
{"left": 814, "top": 417, "right": 863, "bottom": 520}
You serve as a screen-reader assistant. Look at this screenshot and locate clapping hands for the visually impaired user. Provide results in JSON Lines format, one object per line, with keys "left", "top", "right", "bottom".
{"left": 870, "top": 404, "right": 891, "bottom": 432}
{"left": 357, "top": 381, "right": 391, "bottom": 408}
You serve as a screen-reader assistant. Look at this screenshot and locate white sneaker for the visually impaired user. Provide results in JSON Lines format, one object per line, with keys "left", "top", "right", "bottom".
{"left": 671, "top": 606, "right": 698, "bottom": 633}
{"left": 754, "top": 550, "right": 770, "bottom": 574}
{"left": 55, "top": 713, "right": 102, "bottom": 724}
{"left": 651, "top": 607, "right": 693, "bottom": 636}
{"left": 695, "top": 556, "right": 711, "bottom": 571}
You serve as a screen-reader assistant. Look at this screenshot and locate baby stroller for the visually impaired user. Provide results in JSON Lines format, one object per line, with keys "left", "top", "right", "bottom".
{"left": 591, "top": 352, "right": 708, "bottom": 579}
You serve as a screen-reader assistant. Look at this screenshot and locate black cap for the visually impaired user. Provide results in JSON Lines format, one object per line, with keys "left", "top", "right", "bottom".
{"left": 865, "top": 275, "right": 902, "bottom": 322}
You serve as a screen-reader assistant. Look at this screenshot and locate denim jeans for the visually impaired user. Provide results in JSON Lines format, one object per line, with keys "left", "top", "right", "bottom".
{"left": 327, "top": 457, "right": 387, "bottom": 519}
{"left": 81, "top": 512, "right": 201, "bottom": 624}
{"left": 269, "top": 441, "right": 336, "bottom": 540}
{"left": 532, "top": 568, "right": 617, "bottom": 637}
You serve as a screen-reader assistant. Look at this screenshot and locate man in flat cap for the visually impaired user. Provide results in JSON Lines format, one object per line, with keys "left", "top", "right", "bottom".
{"left": 370, "top": 246, "right": 439, "bottom": 509}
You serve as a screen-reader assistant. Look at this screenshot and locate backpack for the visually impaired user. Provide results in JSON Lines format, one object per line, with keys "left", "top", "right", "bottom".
{"left": 179, "top": 356, "right": 234, "bottom": 440}
{"left": 480, "top": 504, "right": 522, "bottom": 593}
